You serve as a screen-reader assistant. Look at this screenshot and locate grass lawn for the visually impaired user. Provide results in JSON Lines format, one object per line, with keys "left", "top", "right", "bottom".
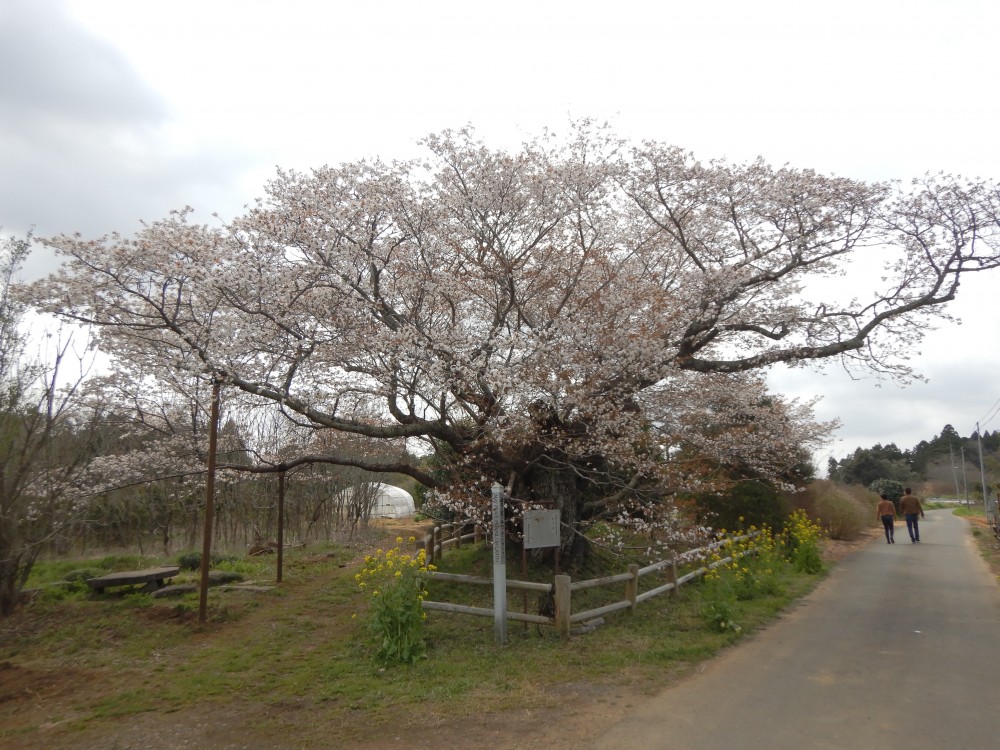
{"left": 2, "top": 524, "right": 849, "bottom": 749}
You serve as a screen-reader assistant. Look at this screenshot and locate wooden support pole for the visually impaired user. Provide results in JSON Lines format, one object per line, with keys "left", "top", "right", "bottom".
{"left": 668, "top": 558, "right": 679, "bottom": 598}
{"left": 554, "top": 574, "right": 571, "bottom": 637}
{"left": 198, "top": 380, "right": 221, "bottom": 625}
{"left": 521, "top": 545, "right": 528, "bottom": 630}
{"left": 626, "top": 563, "right": 639, "bottom": 614}
{"left": 276, "top": 470, "right": 285, "bottom": 584}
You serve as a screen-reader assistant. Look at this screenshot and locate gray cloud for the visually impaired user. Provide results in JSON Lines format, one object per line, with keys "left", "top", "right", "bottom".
{"left": 0, "top": 2, "right": 166, "bottom": 126}
{"left": 773, "top": 341, "right": 1000, "bottom": 473}
{"left": 0, "top": 1, "right": 256, "bottom": 278}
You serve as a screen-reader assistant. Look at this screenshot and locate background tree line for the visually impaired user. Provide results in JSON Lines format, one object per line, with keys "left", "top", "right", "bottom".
{"left": 827, "top": 423, "right": 1000, "bottom": 499}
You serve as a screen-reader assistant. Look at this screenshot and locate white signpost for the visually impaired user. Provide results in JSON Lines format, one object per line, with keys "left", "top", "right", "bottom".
{"left": 491, "top": 482, "right": 507, "bottom": 645}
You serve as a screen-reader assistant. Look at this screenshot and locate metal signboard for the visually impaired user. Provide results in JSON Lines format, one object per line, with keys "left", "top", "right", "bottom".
{"left": 523, "top": 509, "right": 561, "bottom": 550}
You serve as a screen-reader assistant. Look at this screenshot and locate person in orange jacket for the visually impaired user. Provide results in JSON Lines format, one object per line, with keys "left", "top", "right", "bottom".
{"left": 876, "top": 493, "right": 896, "bottom": 544}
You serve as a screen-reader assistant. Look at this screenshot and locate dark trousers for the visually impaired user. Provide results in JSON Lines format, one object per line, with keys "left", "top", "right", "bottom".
{"left": 905, "top": 513, "right": 920, "bottom": 541}
{"left": 880, "top": 515, "right": 895, "bottom": 542}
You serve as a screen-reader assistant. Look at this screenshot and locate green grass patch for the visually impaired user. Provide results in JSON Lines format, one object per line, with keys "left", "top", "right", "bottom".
{"left": 3, "top": 532, "right": 828, "bottom": 746}
{"left": 952, "top": 505, "right": 986, "bottom": 519}
{"left": 25, "top": 554, "right": 162, "bottom": 586}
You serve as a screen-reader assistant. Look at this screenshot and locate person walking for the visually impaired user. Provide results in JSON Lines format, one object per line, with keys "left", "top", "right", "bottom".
{"left": 899, "top": 487, "right": 925, "bottom": 542}
{"left": 877, "top": 493, "right": 896, "bottom": 544}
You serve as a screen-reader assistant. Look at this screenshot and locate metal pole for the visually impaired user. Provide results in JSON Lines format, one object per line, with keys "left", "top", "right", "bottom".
{"left": 950, "top": 444, "right": 962, "bottom": 502}
{"left": 491, "top": 482, "right": 507, "bottom": 646}
{"left": 977, "top": 422, "right": 989, "bottom": 508}
{"left": 198, "top": 380, "right": 221, "bottom": 625}
{"left": 961, "top": 446, "right": 969, "bottom": 505}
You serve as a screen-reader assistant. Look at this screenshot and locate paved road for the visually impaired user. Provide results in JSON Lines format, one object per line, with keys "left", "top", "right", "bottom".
{"left": 591, "top": 510, "right": 1000, "bottom": 750}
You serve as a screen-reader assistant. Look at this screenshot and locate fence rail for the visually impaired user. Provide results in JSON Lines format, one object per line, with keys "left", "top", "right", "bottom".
{"left": 415, "top": 521, "right": 481, "bottom": 564}
{"left": 415, "top": 522, "right": 758, "bottom": 637}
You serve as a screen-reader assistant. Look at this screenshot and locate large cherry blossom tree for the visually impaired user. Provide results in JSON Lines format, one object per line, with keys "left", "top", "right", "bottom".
{"left": 29, "top": 124, "right": 1000, "bottom": 550}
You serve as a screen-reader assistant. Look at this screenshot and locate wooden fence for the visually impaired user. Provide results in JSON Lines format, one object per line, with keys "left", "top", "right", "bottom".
{"left": 415, "top": 521, "right": 483, "bottom": 563}
{"left": 414, "top": 523, "right": 758, "bottom": 636}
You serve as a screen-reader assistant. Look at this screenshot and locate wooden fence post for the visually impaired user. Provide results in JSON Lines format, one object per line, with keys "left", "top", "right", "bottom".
{"left": 668, "top": 558, "right": 679, "bottom": 598}
{"left": 554, "top": 574, "right": 571, "bottom": 637}
{"left": 626, "top": 564, "right": 639, "bottom": 614}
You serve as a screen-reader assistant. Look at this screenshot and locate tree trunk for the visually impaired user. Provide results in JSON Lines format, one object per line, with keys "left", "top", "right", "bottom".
{"left": 517, "top": 461, "right": 585, "bottom": 557}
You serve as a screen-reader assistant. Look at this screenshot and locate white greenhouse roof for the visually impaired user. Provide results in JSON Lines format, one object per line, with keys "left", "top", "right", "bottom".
{"left": 370, "top": 483, "right": 416, "bottom": 519}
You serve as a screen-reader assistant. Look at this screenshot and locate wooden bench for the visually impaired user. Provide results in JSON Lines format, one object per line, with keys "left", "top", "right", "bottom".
{"left": 87, "top": 566, "right": 181, "bottom": 594}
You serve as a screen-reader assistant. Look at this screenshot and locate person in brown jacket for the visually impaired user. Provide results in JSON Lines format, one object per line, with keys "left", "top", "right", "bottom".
{"left": 876, "top": 493, "right": 896, "bottom": 544}
{"left": 899, "top": 487, "right": 925, "bottom": 543}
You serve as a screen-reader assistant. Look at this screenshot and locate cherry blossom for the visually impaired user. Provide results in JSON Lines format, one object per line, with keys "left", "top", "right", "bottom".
{"left": 28, "top": 123, "right": 1000, "bottom": 551}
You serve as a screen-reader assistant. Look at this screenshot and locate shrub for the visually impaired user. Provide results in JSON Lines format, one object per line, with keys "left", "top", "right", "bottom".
{"left": 213, "top": 557, "right": 268, "bottom": 578}
{"left": 811, "top": 481, "right": 872, "bottom": 540}
{"left": 32, "top": 579, "right": 89, "bottom": 605}
{"left": 177, "top": 551, "right": 241, "bottom": 571}
{"left": 692, "top": 480, "right": 790, "bottom": 533}
{"left": 177, "top": 552, "right": 202, "bottom": 571}
{"left": 698, "top": 526, "right": 789, "bottom": 633}
{"left": 701, "top": 598, "right": 742, "bottom": 633}
{"left": 869, "top": 478, "right": 904, "bottom": 509}
{"left": 355, "top": 537, "right": 435, "bottom": 665}
{"left": 790, "top": 480, "right": 873, "bottom": 540}
{"left": 64, "top": 568, "right": 101, "bottom": 583}
{"left": 92, "top": 554, "right": 147, "bottom": 571}
{"left": 713, "top": 527, "right": 785, "bottom": 600}
{"left": 784, "top": 509, "right": 824, "bottom": 574}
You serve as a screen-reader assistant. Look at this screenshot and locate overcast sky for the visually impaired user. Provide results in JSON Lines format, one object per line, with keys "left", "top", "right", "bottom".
{"left": 3, "top": 0, "right": 999, "bottom": 471}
